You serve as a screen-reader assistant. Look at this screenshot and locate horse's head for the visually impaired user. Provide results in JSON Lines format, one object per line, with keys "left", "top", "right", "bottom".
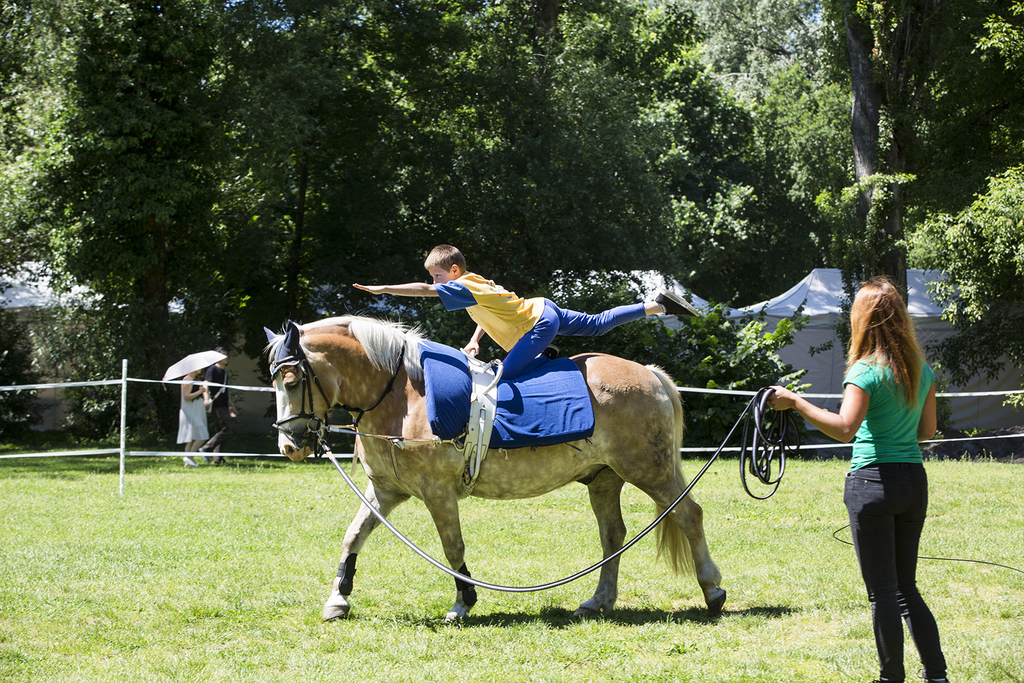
{"left": 265, "top": 317, "right": 424, "bottom": 462}
{"left": 265, "top": 321, "right": 326, "bottom": 461}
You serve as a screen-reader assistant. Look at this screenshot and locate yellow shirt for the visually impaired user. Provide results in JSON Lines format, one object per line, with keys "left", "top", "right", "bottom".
{"left": 434, "top": 273, "right": 546, "bottom": 351}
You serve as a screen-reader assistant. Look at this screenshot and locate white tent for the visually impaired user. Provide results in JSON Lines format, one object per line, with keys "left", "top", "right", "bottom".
{"left": 729, "top": 269, "right": 1022, "bottom": 431}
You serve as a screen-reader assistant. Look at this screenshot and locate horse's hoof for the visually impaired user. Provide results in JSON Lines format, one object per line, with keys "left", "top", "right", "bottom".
{"left": 573, "top": 605, "right": 601, "bottom": 618}
{"left": 444, "top": 599, "right": 472, "bottom": 622}
{"left": 706, "top": 588, "right": 726, "bottom": 618}
{"left": 323, "top": 595, "right": 351, "bottom": 621}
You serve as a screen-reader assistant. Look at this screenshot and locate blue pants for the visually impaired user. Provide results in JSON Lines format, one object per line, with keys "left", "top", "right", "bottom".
{"left": 844, "top": 463, "right": 947, "bottom": 682}
{"left": 501, "top": 299, "right": 647, "bottom": 379}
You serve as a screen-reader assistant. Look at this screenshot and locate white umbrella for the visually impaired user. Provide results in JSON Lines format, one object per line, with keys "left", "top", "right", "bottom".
{"left": 162, "top": 350, "right": 227, "bottom": 381}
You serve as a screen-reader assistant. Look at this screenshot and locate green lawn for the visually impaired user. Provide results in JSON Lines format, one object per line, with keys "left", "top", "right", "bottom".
{"left": 0, "top": 455, "right": 1021, "bottom": 682}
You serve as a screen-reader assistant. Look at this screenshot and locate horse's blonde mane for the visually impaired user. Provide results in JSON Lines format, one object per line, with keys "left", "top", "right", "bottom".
{"left": 302, "top": 316, "right": 424, "bottom": 382}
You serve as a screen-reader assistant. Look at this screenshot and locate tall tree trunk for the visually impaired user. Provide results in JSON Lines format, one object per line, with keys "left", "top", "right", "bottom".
{"left": 533, "top": 0, "right": 561, "bottom": 75}
{"left": 534, "top": 0, "right": 560, "bottom": 44}
{"left": 845, "top": 1, "right": 908, "bottom": 299}
{"left": 286, "top": 160, "right": 308, "bottom": 320}
{"left": 883, "top": 135, "right": 908, "bottom": 297}
{"left": 845, "top": 4, "right": 880, "bottom": 238}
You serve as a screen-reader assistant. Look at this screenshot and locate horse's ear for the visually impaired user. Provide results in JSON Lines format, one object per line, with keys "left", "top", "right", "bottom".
{"left": 264, "top": 326, "right": 277, "bottom": 344}
{"left": 283, "top": 320, "right": 304, "bottom": 359}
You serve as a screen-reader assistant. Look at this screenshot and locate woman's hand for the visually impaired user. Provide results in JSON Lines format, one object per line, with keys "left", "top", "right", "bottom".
{"left": 768, "top": 386, "right": 798, "bottom": 411}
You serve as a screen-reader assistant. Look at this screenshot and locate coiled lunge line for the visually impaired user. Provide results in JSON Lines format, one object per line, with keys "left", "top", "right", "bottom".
{"left": 739, "top": 387, "right": 800, "bottom": 499}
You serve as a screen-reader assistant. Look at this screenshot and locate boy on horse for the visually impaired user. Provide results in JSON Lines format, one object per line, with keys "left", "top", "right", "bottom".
{"left": 354, "top": 244, "right": 697, "bottom": 380}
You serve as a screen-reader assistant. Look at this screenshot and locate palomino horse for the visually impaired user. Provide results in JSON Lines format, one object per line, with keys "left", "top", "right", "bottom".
{"left": 267, "top": 316, "right": 726, "bottom": 621}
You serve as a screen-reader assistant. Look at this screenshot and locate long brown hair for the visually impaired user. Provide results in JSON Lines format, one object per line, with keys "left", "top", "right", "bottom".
{"left": 846, "top": 276, "right": 924, "bottom": 406}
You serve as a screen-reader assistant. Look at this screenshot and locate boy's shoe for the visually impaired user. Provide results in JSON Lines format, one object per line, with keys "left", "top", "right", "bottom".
{"left": 656, "top": 291, "right": 699, "bottom": 317}
{"left": 213, "top": 456, "right": 226, "bottom": 466}
{"left": 202, "top": 455, "right": 212, "bottom": 464}
{"left": 183, "top": 456, "right": 199, "bottom": 468}
{"left": 542, "top": 345, "right": 560, "bottom": 360}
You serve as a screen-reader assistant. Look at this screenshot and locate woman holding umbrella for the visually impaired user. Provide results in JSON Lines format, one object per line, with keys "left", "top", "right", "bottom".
{"left": 164, "top": 350, "right": 225, "bottom": 468}
{"left": 177, "top": 368, "right": 210, "bottom": 467}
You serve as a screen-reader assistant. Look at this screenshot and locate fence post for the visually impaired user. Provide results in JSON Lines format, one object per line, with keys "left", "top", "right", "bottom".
{"left": 119, "top": 359, "right": 127, "bottom": 496}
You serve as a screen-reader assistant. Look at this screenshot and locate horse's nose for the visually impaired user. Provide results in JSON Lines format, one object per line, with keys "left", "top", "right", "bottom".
{"left": 281, "top": 443, "right": 309, "bottom": 462}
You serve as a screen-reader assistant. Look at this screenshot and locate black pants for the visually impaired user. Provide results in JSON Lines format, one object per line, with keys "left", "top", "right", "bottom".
{"left": 205, "top": 405, "right": 232, "bottom": 453}
{"left": 844, "top": 463, "right": 947, "bottom": 682}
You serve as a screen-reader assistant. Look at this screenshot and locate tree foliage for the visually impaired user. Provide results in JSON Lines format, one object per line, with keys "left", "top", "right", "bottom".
{"left": 915, "top": 167, "right": 1024, "bottom": 398}
{"left": 4, "top": 0, "right": 1024, "bottom": 439}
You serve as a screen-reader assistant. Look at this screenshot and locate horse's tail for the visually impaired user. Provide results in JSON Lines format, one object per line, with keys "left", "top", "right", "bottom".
{"left": 648, "top": 365, "right": 695, "bottom": 576}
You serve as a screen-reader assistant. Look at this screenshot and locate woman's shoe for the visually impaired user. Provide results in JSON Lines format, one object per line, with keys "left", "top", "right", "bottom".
{"left": 183, "top": 456, "right": 199, "bottom": 468}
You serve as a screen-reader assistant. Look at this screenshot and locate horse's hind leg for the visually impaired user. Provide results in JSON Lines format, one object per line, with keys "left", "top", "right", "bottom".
{"left": 650, "top": 488, "right": 726, "bottom": 617}
{"left": 575, "top": 468, "right": 626, "bottom": 617}
{"left": 324, "top": 481, "right": 409, "bottom": 620}
{"left": 672, "top": 494, "right": 725, "bottom": 616}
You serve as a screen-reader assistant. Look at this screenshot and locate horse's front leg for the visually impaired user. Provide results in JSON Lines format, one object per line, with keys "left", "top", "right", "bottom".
{"left": 422, "top": 493, "right": 474, "bottom": 622}
{"left": 576, "top": 468, "right": 626, "bottom": 616}
{"left": 324, "top": 481, "right": 409, "bottom": 621}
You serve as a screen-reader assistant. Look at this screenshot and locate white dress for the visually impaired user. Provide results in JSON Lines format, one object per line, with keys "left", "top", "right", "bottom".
{"left": 177, "top": 383, "right": 209, "bottom": 443}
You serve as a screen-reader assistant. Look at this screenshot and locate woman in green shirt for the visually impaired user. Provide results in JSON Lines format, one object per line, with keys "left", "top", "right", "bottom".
{"left": 769, "top": 276, "right": 948, "bottom": 683}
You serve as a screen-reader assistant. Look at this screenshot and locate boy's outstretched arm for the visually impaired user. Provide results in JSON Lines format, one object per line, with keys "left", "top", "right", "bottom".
{"left": 353, "top": 282, "right": 438, "bottom": 297}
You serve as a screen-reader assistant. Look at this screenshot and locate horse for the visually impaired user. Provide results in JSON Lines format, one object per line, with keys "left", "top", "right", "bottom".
{"left": 266, "top": 315, "right": 726, "bottom": 622}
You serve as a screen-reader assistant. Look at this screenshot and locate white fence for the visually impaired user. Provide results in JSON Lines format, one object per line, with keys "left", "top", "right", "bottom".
{"left": 0, "top": 360, "right": 285, "bottom": 495}
{"left": 2, "top": 361, "right": 1022, "bottom": 495}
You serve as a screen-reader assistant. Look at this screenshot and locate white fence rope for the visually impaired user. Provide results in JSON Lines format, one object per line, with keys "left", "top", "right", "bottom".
{"left": 2, "top": 362, "right": 1022, "bottom": 494}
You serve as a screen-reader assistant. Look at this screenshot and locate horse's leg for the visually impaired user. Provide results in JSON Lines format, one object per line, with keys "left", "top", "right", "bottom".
{"left": 575, "top": 468, "right": 626, "bottom": 617}
{"left": 644, "top": 485, "right": 726, "bottom": 617}
{"left": 421, "top": 493, "right": 474, "bottom": 622}
{"left": 671, "top": 494, "right": 725, "bottom": 616}
{"left": 324, "top": 481, "right": 409, "bottom": 621}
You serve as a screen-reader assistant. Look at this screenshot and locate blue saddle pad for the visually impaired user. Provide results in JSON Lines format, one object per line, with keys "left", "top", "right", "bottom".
{"left": 419, "top": 340, "right": 595, "bottom": 449}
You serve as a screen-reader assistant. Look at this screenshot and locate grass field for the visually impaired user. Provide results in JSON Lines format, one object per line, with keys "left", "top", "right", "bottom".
{"left": 0, "top": 454, "right": 1021, "bottom": 682}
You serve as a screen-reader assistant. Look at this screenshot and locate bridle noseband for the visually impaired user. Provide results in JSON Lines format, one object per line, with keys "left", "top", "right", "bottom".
{"left": 268, "top": 322, "right": 406, "bottom": 458}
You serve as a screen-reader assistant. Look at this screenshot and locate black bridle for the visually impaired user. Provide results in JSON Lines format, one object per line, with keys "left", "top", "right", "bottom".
{"left": 267, "top": 321, "right": 406, "bottom": 458}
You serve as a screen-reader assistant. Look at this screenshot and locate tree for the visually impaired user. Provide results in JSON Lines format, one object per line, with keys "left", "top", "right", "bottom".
{"left": 824, "top": 0, "right": 1022, "bottom": 297}
{"left": 664, "top": 0, "right": 849, "bottom": 305}
{"left": 829, "top": 0, "right": 939, "bottom": 294}
{"left": 915, "top": 167, "right": 1024, "bottom": 401}
{"left": 908, "top": 3, "right": 1024, "bottom": 396}
{"left": 19, "top": 0, "right": 231, "bottom": 435}
{"left": 681, "top": 0, "right": 828, "bottom": 100}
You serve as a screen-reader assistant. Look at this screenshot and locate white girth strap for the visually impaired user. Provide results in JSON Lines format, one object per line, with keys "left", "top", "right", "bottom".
{"left": 462, "top": 356, "right": 502, "bottom": 489}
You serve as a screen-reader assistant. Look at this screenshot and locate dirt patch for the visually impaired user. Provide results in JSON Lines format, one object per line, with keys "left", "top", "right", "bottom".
{"left": 922, "top": 426, "right": 1024, "bottom": 464}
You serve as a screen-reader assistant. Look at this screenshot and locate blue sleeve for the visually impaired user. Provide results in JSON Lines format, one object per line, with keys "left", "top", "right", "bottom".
{"left": 435, "top": 281, "right": 478, "bottom": 311}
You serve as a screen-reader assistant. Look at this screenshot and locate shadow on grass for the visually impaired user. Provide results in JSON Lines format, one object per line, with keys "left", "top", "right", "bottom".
{"left": 373, "top": 603, "right": 796, "bottom": 630}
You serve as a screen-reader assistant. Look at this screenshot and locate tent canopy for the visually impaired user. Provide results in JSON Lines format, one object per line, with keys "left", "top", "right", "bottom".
{"left": 644, "top": 268, "right": 1020, "bottom": 431}
{"left": 732, "top": 269, "right": 1020, "bottom": 430}
{"left": 732, "top": 268, "right": 945, "bottom": 322}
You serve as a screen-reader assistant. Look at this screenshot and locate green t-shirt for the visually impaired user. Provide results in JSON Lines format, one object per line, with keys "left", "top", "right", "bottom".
{"left": 843, "top": 359, "right": 935, "bottom": 471}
